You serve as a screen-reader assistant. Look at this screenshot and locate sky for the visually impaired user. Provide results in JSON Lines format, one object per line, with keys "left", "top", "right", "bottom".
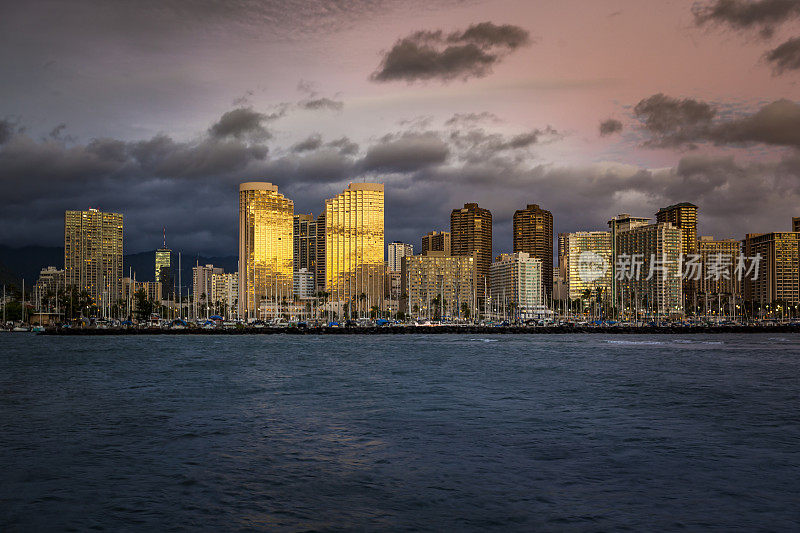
{"left": 1, "top": 0, "right": 799, "bottom": 258}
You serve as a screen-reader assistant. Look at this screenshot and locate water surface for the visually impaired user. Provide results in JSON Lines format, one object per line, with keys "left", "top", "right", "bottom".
{"left": 1, "top": 334, "right": 798, "bottom": 531}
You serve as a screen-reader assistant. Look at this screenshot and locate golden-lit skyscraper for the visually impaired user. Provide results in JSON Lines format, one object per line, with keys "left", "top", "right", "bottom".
{"left": 451, "top": 203, "right": 492, "bottom": 302}
{"left": 656, "top": 203, "right": 698, "bottom": 255}
{"left": 154, "top": 228, "right": 172, "bottom": 300}
{"left": 324, "top": 183, "right": 385, "bottom": 312}
{"left": 742, "top": 232, "right": 800, "bottom": 306}
{"left": 421, "top": 230, "right": 451, "bottom": 256}
{"left": 64, "top": 209, "right": 124, "bottom": 307}
{"left": 513, "top": 204, "right": 553, "bottom": 299}
{"left": 656, "top": 202, "right": 697, "bottom": 306}
{"left": 238, "top": 182, "right": 294, "bottom": 320}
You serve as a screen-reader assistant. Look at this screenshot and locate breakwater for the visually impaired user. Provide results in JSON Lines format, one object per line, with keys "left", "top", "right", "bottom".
{"left": 41, "top": 324, "right": 800, "bottom": 335}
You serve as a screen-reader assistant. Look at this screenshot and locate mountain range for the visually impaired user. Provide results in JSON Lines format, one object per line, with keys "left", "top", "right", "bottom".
{"left": 0, "top": 245, "right": 237, "bottom": 290}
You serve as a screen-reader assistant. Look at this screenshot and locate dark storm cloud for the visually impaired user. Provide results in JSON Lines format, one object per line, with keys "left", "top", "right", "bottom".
{"left": 634, "top": 94, "right": 715, "bottom": 135}
{"left": 764, "top": 36, "right": 800, "bottom": 73}
{"left": 692, "top": 0, "right": 800, "bottom": 38}
{"left": 599, "top": 119, "right": 623, "bottom": 136}
{"left": 326, "top": 136, "right": 360, "bottom": 155}
{"left": 448, "top": 126, "right": 559, "bottom": 162}
{"left": 208, "top": 107, "right": 274, "bottom": 141}
{"left": 633, "top": 93, "right": 716, "bottom": 148}
{"left": 5, "top": 99, "right": 800, "bottom": 259}
{"left": 361, "top": 132, "right": 449, "bottom": 172}
{"left": 709, "top": 99, "right": 800, "bottom": 147}
{"left": 371, "top": 22, "right": 531, "bottom": 82}
{"left": 634, "top": 94, "right": 800, "bottom": 149}
{"left": 292, "top": 134, "right": 323, "bottom": 152}
{"left": 0, "top": 118, "right": 22, "bottom": 145}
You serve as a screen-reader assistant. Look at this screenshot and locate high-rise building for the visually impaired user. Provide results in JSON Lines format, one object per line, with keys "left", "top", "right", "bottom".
{"left": 610, "top": 216, "right": 683, "bottom": 316}
{"left": 324, "top": 183, "right": 385, "bottom": 311}
{"left": 792, "top": 217, "right": 800, "bottom": 233}
{"left": 211, "top": 271, "right": 238, "bottom": 318}
{"left": 193, "top": 264, "right": 224, "bottom": 308}
{"left": 656, "top": 203, "right": 698, "bottom": 254}
{"left": 294, "top": 213, "right": 318, "bottom": 296}
{"left": 238, "top": 182, "right": 294, "bottom": 320}
{"left": 293, "top": 214, "right": 317, "bottom": 272}
{"left": 155, "top": 229, "right": 173, "bottom": 301}
{"left": 560, "top": 231, "right": 613, "bottom": 301}
{"left": 742, "top": 232, "right": 800, "bottom": 306}
{"left": 421, "top": 231, "right": 451, "bottom": 256}
{"left": 513, "top": 204, "right": 554, "bottom": 299}
{"left": 315, "top": 212, "right": 326, "bottom": 294}
{"left": 122, "top": 278, "right": 162, "bottom": 305}
{"left": 656, "top": 202, "right": 698, "bottom": 304}
{"left": 697, "top": 236, "right": 741, "bottom": 301}
{"left": 158, "top": 265, "right": 174, "bottom": 301}
{"left": 401, "top": 251, "right": 477, "bottom": 320}
{"left": 388, "top": 241, "right": 413, "bottom": 273}
{"left": 293, "top": 268, "right": 315, "bottom": 299}
{"left": 33, "top": 266, "right": 65, "bottom": 312}
{"left": 451, "top": 203, "right": 492, "bottom": 302}
{"left": 64, "top": 209, "right": 124, "bottom": 307}
{"left": 489, "top": 252, "right": 543, "bottom": 320}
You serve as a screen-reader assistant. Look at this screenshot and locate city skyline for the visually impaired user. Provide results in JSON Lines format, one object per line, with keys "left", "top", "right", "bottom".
{"left": 1, "top": 0, "right": 799, "bottom": 258}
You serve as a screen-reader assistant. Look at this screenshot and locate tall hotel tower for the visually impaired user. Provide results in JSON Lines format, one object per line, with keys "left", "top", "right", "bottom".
{"left": 451, "top": 203, "right": 492, "bottom": 302}
{"left": 324, "top": 183, "right": 385, "bottom": 310}
{"left": 238, "top": 182, "right": 294, "bottom": 320}
{"left": 64, "top": 209, "right": 124, "bottom": 306}
{"left": 513, "top": 204, "right": 554, "bottom": 299}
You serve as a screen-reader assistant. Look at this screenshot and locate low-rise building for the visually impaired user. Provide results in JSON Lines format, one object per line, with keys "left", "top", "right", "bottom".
{"left": 401, "top": 251, "right": 477, "bottom": 320}
{"left": 489, "top": 252, "right": 543, "bottom": 321}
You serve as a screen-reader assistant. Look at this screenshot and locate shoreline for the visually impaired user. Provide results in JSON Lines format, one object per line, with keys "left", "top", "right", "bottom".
{"left": 35, "top": 324, "right": 800, "bottom": 335}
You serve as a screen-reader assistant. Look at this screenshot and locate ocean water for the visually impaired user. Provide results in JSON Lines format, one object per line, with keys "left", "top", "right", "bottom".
{"left": 0, "top": 333, "right": 798, "bottom": 531}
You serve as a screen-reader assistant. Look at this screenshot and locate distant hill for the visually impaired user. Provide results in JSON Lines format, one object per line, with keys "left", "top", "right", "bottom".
{"left": 0, "top": 259, "right": 21, "bottom": 289}
{"left": 125, "top": 251, "right": 238, "bottom": 284}
{"left": 0, "top": 245, "right": 237, "bottom": 288}
{"left": 0, "top": 245, "right": 62, "bottom": 286}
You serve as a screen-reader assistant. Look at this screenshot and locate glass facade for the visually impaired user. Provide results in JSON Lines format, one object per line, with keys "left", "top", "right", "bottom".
{"left": 324, "top": 183, "right": 385, "bottom": 311}
{"left": 238, "top": 182, "right": 294, "bottom": 320}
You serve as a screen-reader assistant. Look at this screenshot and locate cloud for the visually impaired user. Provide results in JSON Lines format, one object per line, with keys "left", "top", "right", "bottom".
{"left": 599, "top": 119, "right": 623, "bottom": 136}
{"left": 633, "top": 94, "right": 800, "bottom": 149}
{"left": 0, "top": 118, "right": 22, "bottom": 145}
{"left": 361, "top": 132, "right": 449, "bottom": 172}
{"left": 444, "top": 112, "right": 502, "bottom": 126}
{"left": 764, "top": 36, "right": 800, "bottom": 73}
{"left": 292, "top": 134, "right": 323, "bottom": 152}
{"left": 634, "top": 93, "right": 715, "bottom": 134}
{"left": 448, "top": 126, "right": 559, "bottom": 162}
{"left": 326, "top": 136, "right": 359, "bottom": 155}
{"left": 371, "top": 22, "right": 531, "bottom": 82}
{"left": 709, "top": 99, "right": 800, "bottom": 147}
{"left": 208, "top": 107, "right": 274, "bottom": 141}
{"left": 692, "top": 0, "right": 800, "bottom": 38}
{"left": 299, "top": 97, "right": 344, "bottom": 111}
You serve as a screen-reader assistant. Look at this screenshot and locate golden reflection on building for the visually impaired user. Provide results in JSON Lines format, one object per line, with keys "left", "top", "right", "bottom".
{"left": 325, "top": 183, "right": 384, "bottom": 314}
{"left": 238, "top": 182, "right": 294, "bottom": 319}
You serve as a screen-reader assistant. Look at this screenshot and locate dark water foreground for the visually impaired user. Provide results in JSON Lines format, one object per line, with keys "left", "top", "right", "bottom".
{"left": 1, "top": 334, "right": 798, "bottom": 531}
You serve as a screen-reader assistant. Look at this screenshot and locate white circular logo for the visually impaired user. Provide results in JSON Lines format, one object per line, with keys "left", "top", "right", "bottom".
{"left": 578, "top": 251, "right": 609, "bottom": 283}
